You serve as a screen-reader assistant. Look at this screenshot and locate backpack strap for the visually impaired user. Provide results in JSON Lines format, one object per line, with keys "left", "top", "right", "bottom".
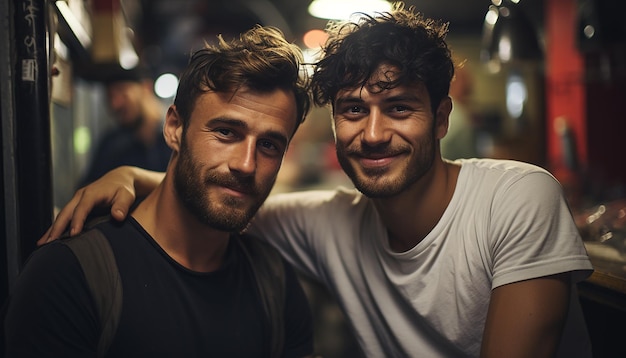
{"left": 61, "top": 228, "right": 122, "bottom": 358}
{"left": 235, "top": 235, "right": 285, "bottom": 358}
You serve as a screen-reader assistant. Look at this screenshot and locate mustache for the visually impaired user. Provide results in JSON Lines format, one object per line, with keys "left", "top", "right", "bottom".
{"left": 204, "top": 172, "right": 258, "bottom": 195}
{"left": 342, "top": 143, "right": 408, "bottom": 157}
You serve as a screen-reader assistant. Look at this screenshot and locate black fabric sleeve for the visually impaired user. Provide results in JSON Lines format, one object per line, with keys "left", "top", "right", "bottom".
{"left": 3, "top": 242, "right": 100, "bottom": 357}
{"left": 282, "top": 259, "right": 314, "bottom": 358}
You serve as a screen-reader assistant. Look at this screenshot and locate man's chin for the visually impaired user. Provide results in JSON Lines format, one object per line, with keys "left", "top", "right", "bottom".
{"left": 351, "top": 175, "right": 406, "bottom": 198}
{"left": 201, "top": 212, "right": 251, "bottom": 233}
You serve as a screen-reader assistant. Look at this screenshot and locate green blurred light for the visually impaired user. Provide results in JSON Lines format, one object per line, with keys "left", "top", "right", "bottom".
{"left": 73, "top": 126, "right": 91, "bottom": 155}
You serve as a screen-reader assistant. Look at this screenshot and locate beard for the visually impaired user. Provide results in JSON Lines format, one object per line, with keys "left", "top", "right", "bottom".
{"left": 336, "top": 132, "right": 436, "bottom": 198}
{"left": 173, "top": 136, "right": 274, "bottom": 232}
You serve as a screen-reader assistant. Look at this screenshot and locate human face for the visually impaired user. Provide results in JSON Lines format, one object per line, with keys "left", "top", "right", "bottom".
{"left": 106, "top": 81, "right": 145, "bottom": 129}
{"left": 333, "top": 64, "right": 449, "bottom": 198}
{"left": 171, "top": 88, "right": 297, "bottom": 232}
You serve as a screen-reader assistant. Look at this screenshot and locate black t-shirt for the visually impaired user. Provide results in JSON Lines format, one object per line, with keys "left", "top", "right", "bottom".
{"left": 4, "top": 218, "right": 313, "bottom": 357}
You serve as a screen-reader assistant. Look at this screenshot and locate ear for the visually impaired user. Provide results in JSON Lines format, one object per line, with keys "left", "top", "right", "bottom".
{"left": 164, "top": 105, "right": 184, "bottom": 152}
{"left": 435, "top": 96, "right": 452, "bottom": 140}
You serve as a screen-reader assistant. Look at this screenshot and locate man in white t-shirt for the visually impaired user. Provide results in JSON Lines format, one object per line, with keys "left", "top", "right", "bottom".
{"left": 40, "top": 4, "right": 593, "bottom": 357}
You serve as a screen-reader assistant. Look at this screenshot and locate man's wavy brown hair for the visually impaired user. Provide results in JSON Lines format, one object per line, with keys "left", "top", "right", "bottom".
{"left": 174, "top": 25, "right": 310, "bottom": 134}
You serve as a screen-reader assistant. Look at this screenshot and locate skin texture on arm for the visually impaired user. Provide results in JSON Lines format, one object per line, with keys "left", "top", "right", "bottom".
{"left": 480, "top": 273, "right": 571, "bottom": 358}
{"left": 39, "top": 166, "right": 163, "bottom": 244}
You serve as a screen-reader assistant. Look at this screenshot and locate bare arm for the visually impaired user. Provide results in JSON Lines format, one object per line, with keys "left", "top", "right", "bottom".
{"left": 480, "top": 273, "right": 571, "bottom": 358}
{"left": 39, "top": 166, "right": 165, "bottom": 244}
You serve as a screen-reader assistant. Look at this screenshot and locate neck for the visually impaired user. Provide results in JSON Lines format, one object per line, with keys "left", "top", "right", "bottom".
{"left": 373, "top": 158, "right": 460, "bottom": 252}
{"left": 132, "top": 172, "right": 230, "bottom": 272}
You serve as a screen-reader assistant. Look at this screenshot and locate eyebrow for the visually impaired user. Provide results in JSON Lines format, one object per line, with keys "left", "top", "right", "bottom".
{"left": 207, "top": 117, "right": 290, "bottom": 147}
{"left": 334, "top": 97, "right": 364, "bottom": 108}
{"left": 335, "top": 93, "right": 424, "bottom": 107}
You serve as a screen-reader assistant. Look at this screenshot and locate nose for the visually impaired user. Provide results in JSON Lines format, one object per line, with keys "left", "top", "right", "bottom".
{"left": 229, "top": 138, "right": 256, "bottom": 176}
{"left": 362, "top": 108, "right": 391, "bottom": 146}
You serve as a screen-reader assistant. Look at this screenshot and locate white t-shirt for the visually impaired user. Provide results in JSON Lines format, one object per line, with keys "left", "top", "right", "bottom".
{"left": 249, "top": 159, "right": 593, "bottom": 357}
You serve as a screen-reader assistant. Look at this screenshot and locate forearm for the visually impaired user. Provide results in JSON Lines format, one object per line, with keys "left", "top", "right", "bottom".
{"left": 127, "top": 166, "right": 165, "bottom": 197}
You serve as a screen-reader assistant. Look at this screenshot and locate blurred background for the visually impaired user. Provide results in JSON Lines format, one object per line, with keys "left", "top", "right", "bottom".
{"left": 1, "top": 0, "right": 626, "bottom": 356}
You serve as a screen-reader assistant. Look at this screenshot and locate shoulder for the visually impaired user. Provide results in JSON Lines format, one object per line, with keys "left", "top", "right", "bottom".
{"left": 252, "top": 187, "right": 372, "bottom": 237}
{"left": 19, "top": 240, "right": 81, "bottom": 279}
{"left": 62, "top": 218, "right": 147, "bottom": 262}
{"left": 7, "top": 239, "right": 91, "bottom": 313}
{"left": 450, "top": 159, "right": 568, "bottom": 227}
{"left": 19, "top": 220, "right": 129, "bottom": 280}
{"left": 262, "top": 187, "right": 370, "bottom": 214}
{"left": 460, "top": 158, "right": 553, "bottom": 177}
{"left": 459, "top": 158, "right": 560, "bottom": 193}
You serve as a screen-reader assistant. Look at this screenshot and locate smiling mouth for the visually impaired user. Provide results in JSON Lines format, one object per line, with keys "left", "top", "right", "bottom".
{"left": 358, "top": 153, "right": 398, "bottom": 170}
{"left": 219, "top": 184, "right": 254, "bottom": 197}
{"left": 358, "top": 155, "right": 396, "bottom": 169}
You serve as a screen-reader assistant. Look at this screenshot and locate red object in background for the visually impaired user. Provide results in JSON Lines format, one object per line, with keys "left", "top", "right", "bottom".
{"left": 545, "top": 0, "right": 587, "bottom": 176}
{"left": 545, "top": 0, "right": 626, "bottom": 191}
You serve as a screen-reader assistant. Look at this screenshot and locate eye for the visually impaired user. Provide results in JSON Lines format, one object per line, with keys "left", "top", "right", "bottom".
{"left": 258, "top": 139, "right": 284, "bottom": 156}
{"left": 215, "top": 128, "right": 235, "bottom": 138}
{"left": 392, "top": 105, "right": 409, "bottom": 112}
{"left": 259, "top": 140, "right": 277, "bottom": 150}
{"left": 387, "top": 104, "right": 415, "bottom": 118}
{"left": 338, "top": 104, "right": 367, "bottom": 119}
{"left": 348, "top": 105, "right": 363, "bottom": 114}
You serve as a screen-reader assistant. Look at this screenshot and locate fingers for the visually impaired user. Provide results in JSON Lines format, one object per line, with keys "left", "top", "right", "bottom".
{"left": 37, "top": 226, "right": 53, "bottom": 246}
{"left": 67, "top": 192, "right": 95, "bottom": 237}
{"left": 38, "top": 189, "right": 86, "bottom": 245}
{"left": 37, "top": 166, "right": 141, "bottom": 245}
{"left": 110, "top": 188, "right": 135, "bottom": 221}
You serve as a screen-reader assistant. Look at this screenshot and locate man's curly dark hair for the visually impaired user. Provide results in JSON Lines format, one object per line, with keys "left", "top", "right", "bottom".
{"left": 311, "top": 3, "right": 454, "bottom": 115}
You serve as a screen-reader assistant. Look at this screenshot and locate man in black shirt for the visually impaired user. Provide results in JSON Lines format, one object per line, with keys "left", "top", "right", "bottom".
{"left": 4, "top": 25, "right": 314, "bottom": 358}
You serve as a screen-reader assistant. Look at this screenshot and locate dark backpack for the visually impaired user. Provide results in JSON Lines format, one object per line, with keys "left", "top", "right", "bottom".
{"left": 61, "top": 229, "right": 122, "bottom": 357}
{"left": 63, "top": 220, "right": 286, "bottom": 358}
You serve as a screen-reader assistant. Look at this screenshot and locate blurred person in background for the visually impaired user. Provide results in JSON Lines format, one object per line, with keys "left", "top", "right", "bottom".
{"left": 41, "top": 3, "right": 593, "bottom": 357}
{"left": 78, "top": 65, "right": 172, "bottom": 187}
{"left": 5, "top": 26, "right": 314, "bottom": 357}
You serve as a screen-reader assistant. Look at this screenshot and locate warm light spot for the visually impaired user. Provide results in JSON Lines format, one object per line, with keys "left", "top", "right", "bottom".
{"left": 303, "top": 29, "right": 328, "bottom": 49}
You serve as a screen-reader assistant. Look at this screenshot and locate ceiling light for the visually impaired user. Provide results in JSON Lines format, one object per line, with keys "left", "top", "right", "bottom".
{"left": 308, "top": 0, "right": 392, "bottom": 20}
{"left": 154, "top": 73, "right": 179, "bottom": 99}
{"left": 55, "top": 1, "right": 92, "bottom": 49}
{"left": 481, "top": 4, "right": 542, "bottom": 65}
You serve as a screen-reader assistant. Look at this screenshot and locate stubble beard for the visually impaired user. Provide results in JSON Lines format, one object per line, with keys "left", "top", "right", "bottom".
{"left": 336, "top": 135, "right": 436, "bottom": 198}
{"left": 173, "top": 137, "right": 273, "bottom": 232}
